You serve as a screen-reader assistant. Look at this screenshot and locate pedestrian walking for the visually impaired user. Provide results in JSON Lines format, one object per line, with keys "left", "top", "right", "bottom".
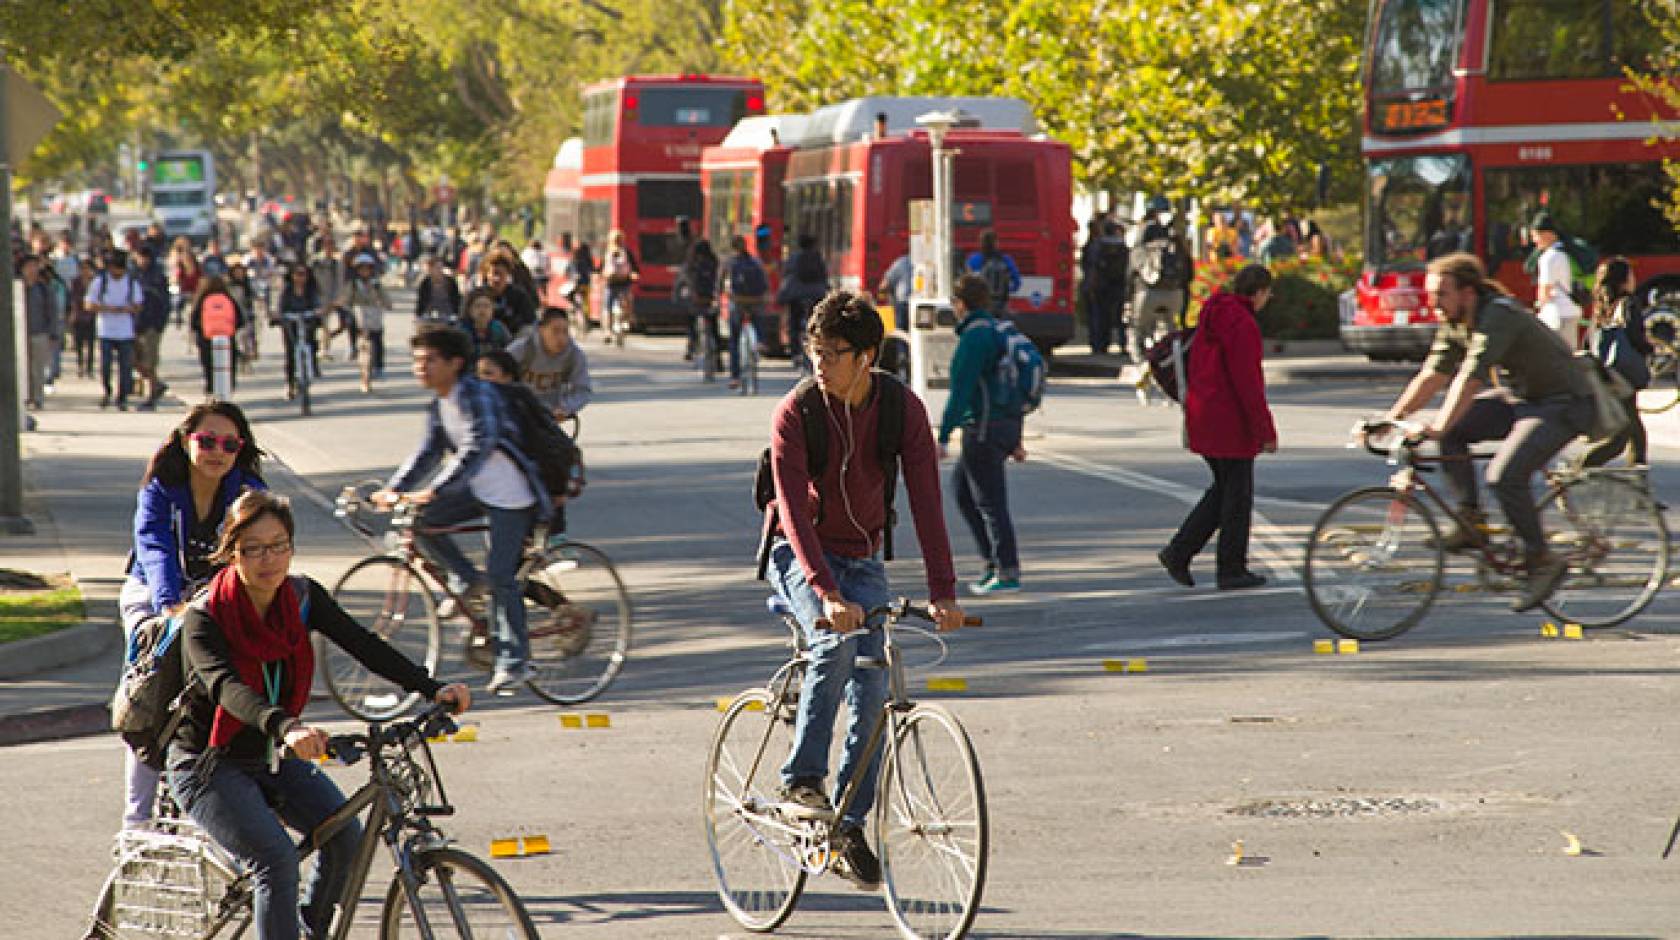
{"left": 1130, "top": 198, "right": 1193, "bottom": 363}
{"left": 21, "top": 254, "right": 60, "bottom": 411}
{"left": 339, "top": 253, "right": 390, "bottom": 392}
{"left": 964, "top": 229, "right": 1021, "bottom": 318}
{"left": 1532, "top": 211, "right": 1583, "bottom": 348}
{"left": 68, "top": 260, "right": 98, "bottom": 379}
{"left": 310, "top": 233, "right": 350, "bottom": 359}
{"left": 876, "top": 251, "right": 913, "bottom": 332}
{"left": 131, "top": 245, "right": 173, "bottom": 410}
{"left": 190, "top": 275, "right": 247, "bottom": 395}
{"left": 1581, "top": 256, "right": 1651, "bottom": 470}
{"left": 1158, "top": 264, "right": 1278, "bottom": 591}
{"left": 115, "top": 402, "right": 267, "bottom": 829}
{"left": 171, "top": 237, "right": 201, "bottom": 328}
{"left": 1082, "top": 221, "right": 1130, "bottom": 356}
{"left": 938, "top": 273, "right": 1027, "bottom": 595}
{"left": 682, "top": 238, "right": 722, "bottom": 369}
{"left": 777, "top": 234, "right": 829, "bottom": 374}
{"left": 87, "top": 249, "right": 143, "bottom": 410}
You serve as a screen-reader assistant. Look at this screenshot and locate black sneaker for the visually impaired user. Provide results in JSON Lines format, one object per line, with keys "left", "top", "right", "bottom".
{"left": 778, "top": 779, "right": 833, "bottom": 820}
{"left": 832, "top": 824, "right": 882, "bottom": 890}
{"left": 1217, "top": 572, "right": 1267, "bottom": 591}
{"left": 1157, "top": 548, "right": 1194, "bottom": 587}
{"left": 1512, "top": 554, "right": 1569, "bottom": 612}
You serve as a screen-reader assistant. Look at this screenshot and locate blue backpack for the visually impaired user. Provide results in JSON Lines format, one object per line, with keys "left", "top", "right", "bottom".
{"left": 729, "top": 256, "right": 769, "bottom": 298}
{"left": 985, "top": 318, "right": 1046, "bottom": 417}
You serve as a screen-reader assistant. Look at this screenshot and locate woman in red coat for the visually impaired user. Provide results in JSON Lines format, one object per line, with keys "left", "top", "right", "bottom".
{"left": 1158, "top": 264, "right": 1278, "bottom": 590}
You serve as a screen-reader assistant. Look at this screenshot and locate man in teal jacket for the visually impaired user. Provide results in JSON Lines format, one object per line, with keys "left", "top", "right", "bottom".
{"left": 938, "top": 274, "right": 1025, "bottom": 594}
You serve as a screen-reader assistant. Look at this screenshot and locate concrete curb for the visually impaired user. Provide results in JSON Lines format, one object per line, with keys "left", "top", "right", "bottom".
{"left": 0, "top": 702, "right": 110, "bottom": 747}
{"left": 0, "top": 619, "right": 120, "bottom": 680}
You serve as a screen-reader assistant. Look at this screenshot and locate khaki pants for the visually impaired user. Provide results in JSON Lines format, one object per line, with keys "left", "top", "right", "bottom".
{"left": 26, "top": 334, "right": 51, "bottom": 406}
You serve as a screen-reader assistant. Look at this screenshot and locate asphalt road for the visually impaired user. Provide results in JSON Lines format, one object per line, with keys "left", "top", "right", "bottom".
{"left": 9, "top": 297, "right": 1680, "bottom": 937}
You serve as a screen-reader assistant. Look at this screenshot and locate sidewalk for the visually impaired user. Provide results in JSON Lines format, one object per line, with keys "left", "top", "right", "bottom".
{"left": 1052, "top": 338, "right": 1417, "bottom": 384}
{"left": 0, "top": 361, "right": 181, "bottom": 746}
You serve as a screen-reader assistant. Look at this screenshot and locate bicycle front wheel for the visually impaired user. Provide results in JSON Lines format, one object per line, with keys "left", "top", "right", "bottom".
{"left": 1303, "top": 487, "right": 1445, "bottom": 642}
{"left": 1540, "top": 474, "right": 1670, "bottom": 628}
{"left": 705, "top": 688, "right": 807, "bottom": 932}
{"left": 521, "top": 541, "right": 631, "bottom": 705}
{"left": 326, "top": 557, "right": 441, "bottom": 720}
{"left": 877, "top": 703, "right": 988, "bottom": 940}
{"left": 381, "top": 846, "right": 540, "bottom": 939}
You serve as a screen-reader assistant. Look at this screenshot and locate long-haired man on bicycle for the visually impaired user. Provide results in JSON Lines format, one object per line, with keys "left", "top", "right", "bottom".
{"left": 764, "top": 291, "right": 966, "bottom": 888}
{"left": 1379, "top": 252, "right": 1594, "bottom": 611}
{"left": 377, "top": 325, "right": 551, "bottom": 692}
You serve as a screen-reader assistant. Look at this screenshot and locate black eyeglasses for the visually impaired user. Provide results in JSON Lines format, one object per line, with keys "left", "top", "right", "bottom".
{"left": 805, "top": 341, "right": 858, "bottom": 361}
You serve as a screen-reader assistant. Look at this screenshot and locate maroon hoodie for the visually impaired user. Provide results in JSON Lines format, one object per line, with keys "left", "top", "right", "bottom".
{"left": 771, "top": 378, "right": 957, "bottom": 602}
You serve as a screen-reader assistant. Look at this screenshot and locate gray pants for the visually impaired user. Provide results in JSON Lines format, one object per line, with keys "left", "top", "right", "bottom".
{"left": 1439, "top": 389, "right": 1593, "bottom": 559}
{"left": 1129, "top": 287, "right": 1185, "bottom": 363}
{"left": 26, "top": 334, "right": 52, "bottom": 406}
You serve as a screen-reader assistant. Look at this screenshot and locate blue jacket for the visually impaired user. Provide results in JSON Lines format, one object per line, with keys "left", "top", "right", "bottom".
{"left": 938, "top": 310, "right": 1013, "bottom": 443}
{"left": 130, "top": 468, "right": 267, "bottom": 613}
{"left": 387, "top": 374, "right": 552, "bottom": 517}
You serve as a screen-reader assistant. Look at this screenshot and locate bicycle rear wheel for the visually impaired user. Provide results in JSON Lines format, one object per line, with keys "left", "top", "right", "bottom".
{"left": 1303, "top": 487, "right": 1445, "bottom": 641}
{"left": 705, "top": 688, "right": 807, "bottom": 932}
{"left": 1539, "top": 474, "right": 1670, "bottom": 628}
{"left": 741, "top": 321, "right": 760, "bottom": 395}
{"left": 520, "top": 541, "right": 631, "bottom": 705}
{"left": 877, "top": 703, "right": 988, "bottom": 940}
{"left": 326, "top": 556, "right": 441, "bottom": 720}
{"left": 382, "top": 846, "right": 540, "bottom": 938}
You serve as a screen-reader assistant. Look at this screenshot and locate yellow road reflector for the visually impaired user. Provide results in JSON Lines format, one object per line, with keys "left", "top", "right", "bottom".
{"left": 558, "top": 713, "right": 583, "bottom": 729}
{"left": 1562, "top": 831, "right": 1584, "bottom": 856}
{"left": 715, "top": 697, "right": 765, "bottom": 712}
{"left": 521, "top": 835, "right": 552, "bottom": 856}
{"left": 1563, "top": 623, "right": 1584, "bottom": 640}
{"left": 1125, "top": 659, "right": 1148, "bottom": 673}
{"left": 489, "top": 838, "right": 520, "bottom": 858}
{"left": 1313, "top": 639, "right": 1334, "bottom": 655}
{"left": 1541, "top": 622, "right": 1559, "bottom": 638}
{"left": 585, "top": 712, "right": 611, "bottom": 728}
{"left": 1336, "top": 639, "right": 1360, "bottom": 654}
{"left": 450, "top": 725, "right": 479, "bottom": 743}
{"left": 1226, "top": 840, "right": 1245, "bottom": 866}
{"left": 1102, "top": 659, "right": 1128, "bottom": 672}
{"left": 927, "top": 677, "right": 968, "bottom": 692}
{"left": 1102, "top": 659, "right": 1149, "bottom": 673}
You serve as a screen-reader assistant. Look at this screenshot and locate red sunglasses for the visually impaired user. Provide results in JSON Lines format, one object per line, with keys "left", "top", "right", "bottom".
{"left": 188, "top": 431, "right": 244, "bottom": 454}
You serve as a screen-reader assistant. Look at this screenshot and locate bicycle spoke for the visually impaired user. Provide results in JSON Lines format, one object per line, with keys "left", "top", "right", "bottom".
{"left": 1304, "top": 488, "right": 1443, "bottom": 642}
{"left": 705, "top": 689, "right": 806, "bottom": 931}
{"left": 879, "top": 705, "right": 988, "bottom": 940}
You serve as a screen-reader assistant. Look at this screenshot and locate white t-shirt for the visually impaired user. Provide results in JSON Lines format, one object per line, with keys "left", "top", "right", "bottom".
{"left": 85, "top": 273, "right": 140, "bottom": 340}
{"left": 1536, "top": 244, "right": 1581, "bottom": 333}
{"left": 437, "top": 384, "right": 535, "bottom": 510}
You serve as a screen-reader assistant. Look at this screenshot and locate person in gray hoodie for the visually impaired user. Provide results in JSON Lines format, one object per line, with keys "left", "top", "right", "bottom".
{"left": 21, "top": 254, "right": 61, "bottom": 409}
{"left": 505, "top": 307, "right": 593, "bottom": 421}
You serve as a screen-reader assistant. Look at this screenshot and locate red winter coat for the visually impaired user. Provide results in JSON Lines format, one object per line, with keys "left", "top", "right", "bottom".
{"left": 1184, "top": 291, "right": 1277, "bottom": 459}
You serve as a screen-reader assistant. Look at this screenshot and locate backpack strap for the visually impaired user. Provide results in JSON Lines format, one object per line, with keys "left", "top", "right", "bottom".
{"left": 874, "top": 372, "right": 906, "bottom": 562}
{"left": 793, "top": 378, "right": 828, "bottom": 525}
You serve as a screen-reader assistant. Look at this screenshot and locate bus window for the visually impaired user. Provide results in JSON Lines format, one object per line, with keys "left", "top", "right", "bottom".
{"left": 579, "top": 199, "right": 612, "bottom": 247}
{"left": 1370, "top": 0, "right": 1465, "bottom": 95}
{"left": 1483, "top": 162, "right": 1680, "bottom": 267}
{"left": 1488, "top": 0, "right": 1631, "bottom": 81}
{"left": 996, "top": 159, "right": 1039, "bottom": 220}
{"left": 636, "top": 88, "right": 749, "bottom": 128}
{"left": 583, "top": 90, "right": 617, "bottom": 147}
{"left": 637, "top": 180, "right": 704, "bottom": 220}
{"left": 1365, "top": 154, "right": 1472, "bottom": 268}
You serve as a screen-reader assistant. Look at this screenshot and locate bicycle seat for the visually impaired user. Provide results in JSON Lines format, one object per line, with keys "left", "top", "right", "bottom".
{"left": 766, "top": 596, "right": 793, "bottom": 617}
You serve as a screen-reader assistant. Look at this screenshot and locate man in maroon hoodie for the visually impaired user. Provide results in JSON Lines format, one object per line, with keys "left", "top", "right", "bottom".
{"left": 1158, "top": 264, "right": 1278, "bottom": 590}
{"left": 767, "top": 290, "right": 966, "bottom": 889}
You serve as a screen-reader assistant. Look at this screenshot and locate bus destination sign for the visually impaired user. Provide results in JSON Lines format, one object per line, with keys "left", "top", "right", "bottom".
{"left": 1376, "top": 98, "right": 1450, "bottom": 133}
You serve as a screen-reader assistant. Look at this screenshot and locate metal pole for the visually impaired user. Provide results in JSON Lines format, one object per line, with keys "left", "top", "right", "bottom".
{"left": 0, "top": 56, "right": 35, "bottom": 534}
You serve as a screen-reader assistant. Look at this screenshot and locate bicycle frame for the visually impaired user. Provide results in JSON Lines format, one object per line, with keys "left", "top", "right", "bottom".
{"left": 1364, "top": 430, "right": 1530, "bottom": 576}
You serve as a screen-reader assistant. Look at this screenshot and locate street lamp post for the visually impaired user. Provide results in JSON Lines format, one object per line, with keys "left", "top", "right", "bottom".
{"left": 0, "top": 58, "right": 33, "bottom": 532}
{"left": 903, "top": 110, "right": 968, "bottom": 400}
{"left": 915, "top": 110, "right": 962, "bottom": 302}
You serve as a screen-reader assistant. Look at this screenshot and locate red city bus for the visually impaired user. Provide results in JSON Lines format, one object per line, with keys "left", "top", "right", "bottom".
{"left": 547, "top": 74, "right": 766, "bottom": 331}
{"left": 1348, "top": 0, "right": 1680, "bottom": 361}
{"left": 541, "top": 137, "right": 583, "bottom": 308}
{"left": 702, "top": 97, "right": 1076, "bottom": 356}
{"left": 700, "top": 115, "right": 799, "bottom": 314}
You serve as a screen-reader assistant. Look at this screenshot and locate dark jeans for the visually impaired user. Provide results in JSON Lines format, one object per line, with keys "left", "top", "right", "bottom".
{"left": 1439, "top": 389, "right": 1593, "bottom": 559}
{"left": 1165, "top": 456, "right": 1255, "bottom": 578}
{"left": 279, "top": 319, "right": 322, "bottom": 385}
{"left": 1085, "top": 286, "right": 1125, "bottom": 356}
{"left": 953, "top": 418, "right": 1022, "bottom": 578}
{"left": 414, "top": 487, "right": 537, "bottom": 673}
{"left": 361, "top": 328, "right": 385, "bottom": 375}
{"left": 1582, "top": 395, "right": 1647, "bottom": 467}
{"left": 166, "top": 751, "right": 360, "bottom": 939}
{"left": 787, "top": 299, "right": 816, "bottom": 372}
{"left": 99, "top": 338, "right": 135, "bottom": 404}
{"left": 196, "top": 337, "right": 239, "bottom": 394}
{"left": 728, "top": 298, "right": 766, "bottom": 380}
{"left": 73, "top": 322, "right": 97, "bottom": 375}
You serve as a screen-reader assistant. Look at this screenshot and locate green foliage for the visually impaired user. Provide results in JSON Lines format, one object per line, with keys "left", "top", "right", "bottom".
{"left": 1624, "top": 4, "right": 1680, "bottom": 233}
{"left": 0, "top": 583, "right": 84, "bottom": 644}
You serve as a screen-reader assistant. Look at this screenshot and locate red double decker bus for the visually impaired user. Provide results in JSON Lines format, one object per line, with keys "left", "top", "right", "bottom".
{"left": 702, "top": 96, "right": 1076, "bottom": 356}
{"left": 545, "top": 74, "right": 765, "bottom": 331}
{"left": 1347, "top": 0, "right": 1680, "bottom": 361}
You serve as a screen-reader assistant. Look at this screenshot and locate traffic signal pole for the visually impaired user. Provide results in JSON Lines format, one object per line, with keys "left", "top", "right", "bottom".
{"left": 0, "top": 56, "right": 34, "bottom": 533}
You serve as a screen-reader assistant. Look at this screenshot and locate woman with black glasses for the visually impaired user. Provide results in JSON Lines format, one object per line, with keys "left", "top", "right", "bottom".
{"left": 115, "top": 402, "right": 267, "bottom": 830}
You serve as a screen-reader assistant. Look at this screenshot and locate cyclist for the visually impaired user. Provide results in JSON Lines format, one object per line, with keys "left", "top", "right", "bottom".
{"left": 1378, "top": 252, "right": 1593, "bottom": 611}
{"left": 273, "top": 264, "right": 323, "bottom": 401}
{"left": 600, "top": 229, "right": 639, "bottom": 339}
{"left": 765, "top": 290, "right": 965, "bottom": 889}
{"left": 166, "top": 490, "right": 469, "bottom": 940}
{"left": 681, "top": 238, "right": 721, "bottom": 371}
{"left": 463, "top": 289, "right": 514, "bottom": 362}
{"left": 337, "top": 253, "right": 389, "bottom": 392}
{"left": 506, "top": 307, "right": 593, "bottom": 422}
{"left": 377, "top": 324, "right": 551, "bottom": 693}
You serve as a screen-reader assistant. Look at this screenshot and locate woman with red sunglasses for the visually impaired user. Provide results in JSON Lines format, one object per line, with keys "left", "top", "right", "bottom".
{"left": 115, "top": 401, "right": 266, "bottom": 830}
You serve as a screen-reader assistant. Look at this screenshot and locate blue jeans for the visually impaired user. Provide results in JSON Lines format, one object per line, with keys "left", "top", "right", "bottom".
{"left": 953, "top": 417, "right": 1022, "bottom": 579}
{"left": 769, "top": 540, "right": 892, "bottom": 828}
{"left": 414, "top": 487, "right": 536, "bottom": 672}
{"left": 100, "top": 337, "right": 135, "bottom": 404}
{"left": 166, "top": 751, "right": 360, "bottom": 939}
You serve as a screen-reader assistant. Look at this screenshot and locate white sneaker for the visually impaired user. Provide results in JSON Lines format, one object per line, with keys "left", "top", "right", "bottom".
{"left": 486, "top": 662, "right": 537, "bottom": 695}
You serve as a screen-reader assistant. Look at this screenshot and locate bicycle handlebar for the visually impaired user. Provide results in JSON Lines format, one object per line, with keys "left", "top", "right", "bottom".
{"left": 323, "top": 701, "right": 460, "bottom": 767}
{"left": 1352, "top": 417, "right": 1426, "bottom": 459}
{"left": 814, "top": 596, "right": 983, "bottom": 632}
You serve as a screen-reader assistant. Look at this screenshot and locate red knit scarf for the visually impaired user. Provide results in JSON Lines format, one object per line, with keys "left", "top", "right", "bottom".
{"left": 204, "top": 567, "right": 314, "bottom": 748}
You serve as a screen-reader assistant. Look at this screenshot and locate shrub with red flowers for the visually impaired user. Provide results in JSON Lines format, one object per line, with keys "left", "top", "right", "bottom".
{"left": 1185, "top": 253, "right": 1358, "bottom": 339}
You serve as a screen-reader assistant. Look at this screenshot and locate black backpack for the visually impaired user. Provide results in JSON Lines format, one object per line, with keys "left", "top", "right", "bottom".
{"left": 752, "top": 373, "right": 906, "bottom": 579}
{"left": 1095, "top": 238, "right": 1129, "bottom": 286}
{"left": 1144, "top": 328, "right": 1197, "bottom": 402}
{"left": 111, "top": 575, "right": 309, "bottom": 771}
{"left": 979, "top": 254, "right": 1013, "bottom": 307}
{"left": 496, "top": 382, "right": 585, "bottom": 504}
{"left": 794, "top": 250, "right": 826, "bottom": 285}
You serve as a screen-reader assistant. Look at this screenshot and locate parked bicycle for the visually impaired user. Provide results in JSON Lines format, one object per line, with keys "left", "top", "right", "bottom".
{"left": 1636, "top": 289, "right": 1680, "bottom": 414}
{"left": 327, "top": 480, "right": 631, "bottom": 719}
{"left": 86, "top": 703, "right": 539, "bottom": 939}
{"left": 1304, "top": 418, "right": 1668, "bottom": 641}
{"left": 705, "top": 597, "right": 987, "bottom": 940}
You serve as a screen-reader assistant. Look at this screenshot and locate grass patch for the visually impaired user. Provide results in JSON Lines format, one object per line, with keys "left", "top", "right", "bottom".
{"left": 0, "top": 580, "right": 86, "bottom": 644}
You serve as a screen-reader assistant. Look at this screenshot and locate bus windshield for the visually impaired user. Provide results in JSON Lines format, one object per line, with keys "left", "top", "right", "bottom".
{"left": 637, "top": 88, "right": 749, "bottom": 128}
{"left": 1370, "top": 0, "right": 1465, "bottom": 96}
{"left": 1366, "top": 154, "right": 1472, "bottom": 269}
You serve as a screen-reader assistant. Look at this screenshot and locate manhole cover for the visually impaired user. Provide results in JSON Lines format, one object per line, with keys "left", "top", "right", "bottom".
{"left": 1227, "top": 796, "right": 1444, "bottom": 819}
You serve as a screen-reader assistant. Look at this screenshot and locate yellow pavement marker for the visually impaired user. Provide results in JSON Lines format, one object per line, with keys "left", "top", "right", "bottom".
{"left": 716, "top": 696, "right": 766, "bottom": 712}
{"left": 489, "top": 838, "right": 520, "bottom": 858}
{"left": 450, "top": 725, "right": 479, "bottom": 743}
{"left": 1125, "top": 659, "right": 1148, "bottom": 673}
{"left": 927, "top": 677, "right": 968, "bottom": 692}
{"left": 585, "top": 712, "right": 611, "bottom": 728}
{"left": 1313, "top": 639, "right": 1335, "bottom": 655}
{"left": 1541, "top": 621, "right": 1560, "bottom": 638}
{"left": 1563, "top": 623, "right": 1584, "bottom": 640}
{"left": 490, "top": 835, "right": 553, "bottom": 859}
{"left": 1562, "top": 831, "right": 1586, "bottom": 856}
{"left": 1226, "top": 840, "right": 1245, "bottom": 866}
{"left": 520, "top": 835, "right": 552, "bottom": 856}
{"left": 558, "top": 713, "right": 584, "bottom": 729}
{"left": 1336, "top": 639, "right": 1360, "bottom": 654}
{"left": 1102, "top": 659, "right": 1149, "bottom": 673}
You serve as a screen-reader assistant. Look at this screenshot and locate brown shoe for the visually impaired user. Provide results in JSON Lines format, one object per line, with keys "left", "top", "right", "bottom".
{"left": 1439, "top": 508, "right": 1488, "bottom": 552}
